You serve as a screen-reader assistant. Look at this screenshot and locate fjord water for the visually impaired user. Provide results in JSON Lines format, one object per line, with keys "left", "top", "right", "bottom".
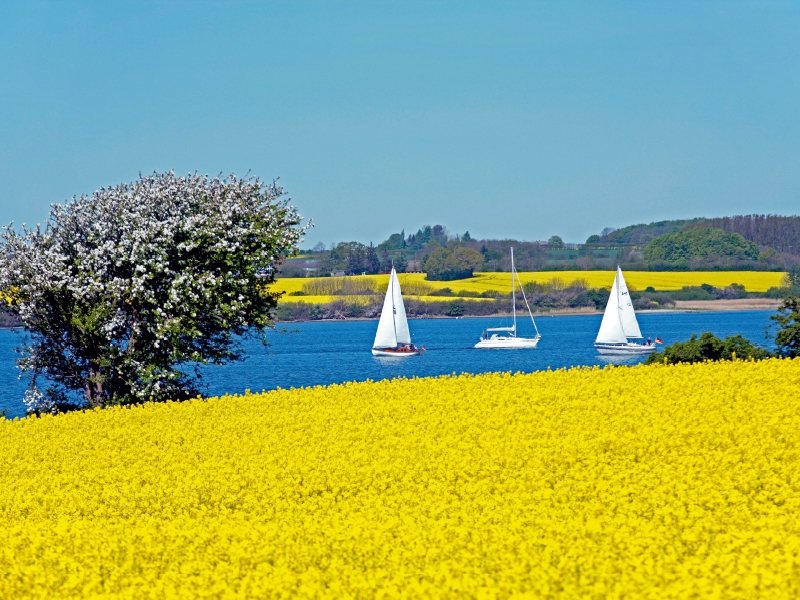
{"left": 0, "top": 310, "right": 776, "bottom": 418}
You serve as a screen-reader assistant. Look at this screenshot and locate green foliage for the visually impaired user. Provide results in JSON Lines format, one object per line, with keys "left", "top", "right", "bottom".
{"left": 585, "top": 235, "right": 601, "bottom": 244}
{"left": 446, "top": 301, "right": 466, "bottom": 317}
{"left": 601, "top": 219, "right": 700, "bottom": 245}
{"left": 643, "top": 228, "right": 760, "bottom": 267}
{"left": 771, "top": 295, "right": 800, "bottom": 358}
{"left": 377, "top": 233, "right": 405, "bottom": 251}
{"left": 547, "top": 235, "right": 564, "bottom": 248}
{"left": 424, "top": 247, "right": 485, "bottom": 281}
{"left": 406, "top": 225, "right": 448, "bottom": 250}
{"left": 644, "top": 332, "right": 771, "bottom": 365}
{"left": 785, "top": 266, "right": 800, "bottom": 293}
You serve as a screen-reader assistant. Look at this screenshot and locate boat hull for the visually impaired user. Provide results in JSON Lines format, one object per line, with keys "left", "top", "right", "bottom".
{"left": 371, "top": 347, "right": 420, "bottom": 357}
{"left": 475, "top": 335, "right": 540, "bottom": 349}
{"left": 594, "top": 342, "right": 657, "bottom": 355}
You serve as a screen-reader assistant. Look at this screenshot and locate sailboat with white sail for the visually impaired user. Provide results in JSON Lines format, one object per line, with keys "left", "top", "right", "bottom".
{"left": 372, "top": 266, "right": 422, "bottom": 357}
{"left": 594, "top": 267, "right": 657, "bottom": 355}
{"left": 475, "top": 248, "right": 541, "bottom": 349}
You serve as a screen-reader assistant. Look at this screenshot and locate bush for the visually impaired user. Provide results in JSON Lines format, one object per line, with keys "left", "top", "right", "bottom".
{"left": 446, "top": 301, "right": 466, "bottom": 317}
{"left": 644, "top": 332, "right": 771, "bottom": 365}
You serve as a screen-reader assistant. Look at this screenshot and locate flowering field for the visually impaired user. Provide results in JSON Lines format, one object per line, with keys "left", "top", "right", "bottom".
{"left": 273, "top": 271, "right": 785, "bottom": 302}
{"left": 2, "top": 358, "right": 800, "bottom": 598}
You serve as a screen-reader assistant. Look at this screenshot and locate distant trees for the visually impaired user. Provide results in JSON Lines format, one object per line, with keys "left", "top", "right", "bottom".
{"left": 377, "top": 232, "right": 405, "bottom": 251}
{"left": 424, "top": 247, "right": 485, "bottom": 281}
{"left": 687, "top": 215, "right": 800, "bottom": 253}
{"left": 643, "top": 228, "right": 760, "bottom": 268}
{"left": 406, "top": 225, "right": 448, "bottom": 250}
{"left": 308, "top": 213, "right": 800, "bottom": 277}
{"left": 319, "top": 242, "right": 383, "bottom": 275}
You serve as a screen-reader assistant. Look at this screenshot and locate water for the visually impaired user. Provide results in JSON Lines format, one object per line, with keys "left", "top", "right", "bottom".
{"left": 0, "top": 310, "right": 776, "bottom": 418}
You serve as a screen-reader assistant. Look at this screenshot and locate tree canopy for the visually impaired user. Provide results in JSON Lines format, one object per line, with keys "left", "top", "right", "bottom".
{"left": 0, "top": 172, "right": 305, "bottom": 413}
{"left": 643, "top": 228, "right": 760, "bottom": 267}
{"left": 424, "top": 247, "right": 484, "bottom": 281}
{"left": 771, "top": 296, "right": 800, "bottom": 358}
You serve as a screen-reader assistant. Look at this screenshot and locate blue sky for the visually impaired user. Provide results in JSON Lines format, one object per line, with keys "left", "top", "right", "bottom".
{"left": 1, "top": 1, "right": 798, "bottom": 247}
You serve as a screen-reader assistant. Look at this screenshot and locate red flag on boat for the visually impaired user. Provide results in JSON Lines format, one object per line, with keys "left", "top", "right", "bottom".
{"left": 655, "top": 337, "right": 663, "bottom": 344}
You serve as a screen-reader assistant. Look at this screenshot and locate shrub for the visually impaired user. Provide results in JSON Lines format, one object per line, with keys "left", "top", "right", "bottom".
{"left": 644, "top": 332, "right": 771, "bottom": 365}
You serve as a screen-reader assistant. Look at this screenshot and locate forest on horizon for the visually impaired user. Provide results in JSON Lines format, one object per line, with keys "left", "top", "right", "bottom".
{"left": 282, "top": 214, "right": 800, "bottom": 278}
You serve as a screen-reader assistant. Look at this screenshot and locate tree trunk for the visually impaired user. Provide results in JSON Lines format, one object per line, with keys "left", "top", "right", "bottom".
{"left": 85, "top": 364, "right": 104, "bottom": 407}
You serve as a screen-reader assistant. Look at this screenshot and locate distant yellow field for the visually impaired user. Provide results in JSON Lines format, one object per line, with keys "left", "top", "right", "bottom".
{"left": 272, "top": 271, "right": 785, "bottom": 301}
{"left": 278, "top": 294, "right": 495, "bottom": 305}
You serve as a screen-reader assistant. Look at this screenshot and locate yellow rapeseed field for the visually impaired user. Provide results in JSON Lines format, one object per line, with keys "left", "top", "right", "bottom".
{"left": 2, "top": 358, "right": 800, "bottom": 598}
{"left": 272, "top": 271, "right": 785, "bottom": 301}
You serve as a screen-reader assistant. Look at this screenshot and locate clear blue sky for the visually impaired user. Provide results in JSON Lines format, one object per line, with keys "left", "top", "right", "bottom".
{"left": 1, "top": 1, "right": 798, "bottom": 247}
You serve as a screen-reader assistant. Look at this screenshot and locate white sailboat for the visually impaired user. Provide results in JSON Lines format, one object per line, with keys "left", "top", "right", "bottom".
{"left": 475, "top": 248, "right": 541, "bottom": 349}
{"left": 594, "top": 267, "right": 657, "bottom": 355}
{"left": 372, "top": 267, "right": 422, "bottom": 357}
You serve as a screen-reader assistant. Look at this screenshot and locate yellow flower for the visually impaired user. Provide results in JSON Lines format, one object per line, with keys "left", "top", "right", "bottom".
{"left": 1, "top": 358, "right": 799, "bottom": 598}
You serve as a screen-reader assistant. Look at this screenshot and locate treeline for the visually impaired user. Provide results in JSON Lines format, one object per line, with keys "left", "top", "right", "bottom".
{"left": 285, "top": 213, "right": 800, "bottom": 278}
{"left": 686, "top": 215, "right": 800, "bottom": 253}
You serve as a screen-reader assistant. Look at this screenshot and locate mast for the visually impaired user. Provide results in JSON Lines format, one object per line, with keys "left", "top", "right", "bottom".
{"left": 616, "top": 267, "right": 625, "bottom": 337}
{"left": 391, "top": 267, "right": 397, "bottom": 342}
{"left": 511, "top": 247, "right": 516, "bottom": 334}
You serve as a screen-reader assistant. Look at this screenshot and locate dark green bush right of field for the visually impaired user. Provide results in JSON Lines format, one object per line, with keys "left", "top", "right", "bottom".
{"left": 644, "top": 332, "right": 771, "bottom": 365}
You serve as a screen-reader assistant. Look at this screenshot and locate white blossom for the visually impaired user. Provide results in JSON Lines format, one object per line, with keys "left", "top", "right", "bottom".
{"left": 0, "top": 171, "right": 308, "bottom": 409}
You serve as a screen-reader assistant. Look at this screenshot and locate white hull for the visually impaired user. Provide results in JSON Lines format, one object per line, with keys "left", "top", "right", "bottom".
{"left": 371, "top": 347, "right": 420, "bottom": 357}
{"left": 475, "top": 335, "right": 540, "bottom": 349}
{"left": 594, "top": 342, "right": 657, "bottom": 355}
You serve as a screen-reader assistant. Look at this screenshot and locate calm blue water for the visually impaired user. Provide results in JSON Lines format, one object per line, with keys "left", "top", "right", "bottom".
{"left": 0, "top": 311, "right": 776, "bottom": 418}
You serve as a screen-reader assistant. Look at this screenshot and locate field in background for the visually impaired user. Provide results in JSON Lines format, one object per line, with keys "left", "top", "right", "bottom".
{"left": 2, "top": 359, "right": 799, "bottom": 597}
{"left": 271, "top": 271, "right": 787, "bottom": 304}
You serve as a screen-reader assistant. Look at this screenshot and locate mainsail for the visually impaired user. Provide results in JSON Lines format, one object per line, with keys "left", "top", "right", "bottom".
{"left": 391, "top": 269, "right": 411, "bottom": 344}
{"left": 616, "top": 268, "right": 642, "bottom": 338}
{"left": 373, "top": 267, "right": 411, "bottom": 348}
{"left": 595, "top": 267, "right": 643, "bottom": 343}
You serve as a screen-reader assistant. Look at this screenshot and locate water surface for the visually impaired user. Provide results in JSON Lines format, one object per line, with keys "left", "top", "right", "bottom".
{"left": 0, "top": 310, "right": 776, "bottom": 418}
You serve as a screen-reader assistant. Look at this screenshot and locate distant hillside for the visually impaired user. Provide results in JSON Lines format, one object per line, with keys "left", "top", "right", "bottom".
{"left": 598, "top": 215, "right": 800, "bottom": 253}
{"left": 686, "top": 215, "right": 800, "bottom": 253}
{"left": 289, "top": 214, "right": 800, "bottom": 276}
{"left": 599, "top": 220, "right": 702, "bottom": 245}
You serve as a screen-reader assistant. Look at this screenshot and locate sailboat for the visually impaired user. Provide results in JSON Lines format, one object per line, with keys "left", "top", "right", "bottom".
{"left": 475, "top": 248, "right": 541, "bottom": 349}
{"left": 372, "top": 266, "right": 422, "bottom": 357}
{"left": 594, "top": 267, "right": 657, "bottom": 355}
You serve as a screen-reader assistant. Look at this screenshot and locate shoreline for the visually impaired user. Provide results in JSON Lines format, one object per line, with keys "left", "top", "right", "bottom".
{"left": 276, "top": 299, "right": 783, "bottom": 323}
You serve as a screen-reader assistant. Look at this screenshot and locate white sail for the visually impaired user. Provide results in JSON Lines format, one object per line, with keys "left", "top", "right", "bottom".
{"left": 616, "top": 267, "right": 643, "bottom": 338}
{"left": 595, "top": 270, "right": 627, "bottom": 344}
{"left": 373, "top": 269, "right": 399, "bottom": 348}
{"left": 391, "top": 269, "right": 412, "bottom": 345}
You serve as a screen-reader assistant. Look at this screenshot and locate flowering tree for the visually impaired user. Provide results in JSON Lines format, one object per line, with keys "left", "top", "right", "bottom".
{"left": 0, "top": 172, "right": 306, "bottom": 413}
